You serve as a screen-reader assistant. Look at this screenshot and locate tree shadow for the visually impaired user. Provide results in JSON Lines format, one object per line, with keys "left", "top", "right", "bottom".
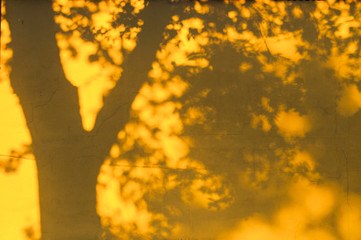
{"left": 3, "top": 0, "right": 361, "bottom": 239}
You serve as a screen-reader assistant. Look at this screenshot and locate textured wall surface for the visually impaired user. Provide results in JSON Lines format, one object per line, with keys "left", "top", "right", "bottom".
{"left": 1, "top": 0, "right": 361, "bottom": 239}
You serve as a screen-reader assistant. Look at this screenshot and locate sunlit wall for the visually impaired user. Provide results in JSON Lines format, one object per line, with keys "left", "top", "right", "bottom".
{"left": 1, "top": 0, "right": 361, "bottom": 239}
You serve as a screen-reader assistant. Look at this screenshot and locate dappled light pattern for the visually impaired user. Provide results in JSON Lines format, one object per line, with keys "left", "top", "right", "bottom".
{"left": 3, "top": 0, "right": 361, "bottom": 239}
{"left": 1, "top": 0, "right": 12, "bottom": 84}
{"left": 97, "top": 32, "right": 232, "bottom": 237}
{"left": 0, "top": 2, "right": 40, "bottom": 239}
{"left": 275, "top": 108, "right": 311, "bottom": 141}
{"left": 337, "top": 84, "right": 361, "bottom": 117}
{"left": 96, "top": 1, "right": 361, "bottom": 238}
{"left": 0, "top": 77, "right": 33, "bottom": 171}
{"left": 338, "top": 194, "right": 361, "bottom": 240}
{"left": 0, "top": 160, "right": 40, "bottom": 240}
{"left": 239, "top": 153, "right": 270, "bottom": 188}
{"left": 159, "top": 17, "right": 210, "bottom": 71}
{"left": 218, "top": 177, "right": 361, "bottom": 240}
{"left": 94, "top": 1, "right": 361, "bottom": 237}
{"left": 53, "top": 0, "right": 144, "bottom": 131}
{"left": 97, "top": 159, "right": 169, "bottom": 238}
